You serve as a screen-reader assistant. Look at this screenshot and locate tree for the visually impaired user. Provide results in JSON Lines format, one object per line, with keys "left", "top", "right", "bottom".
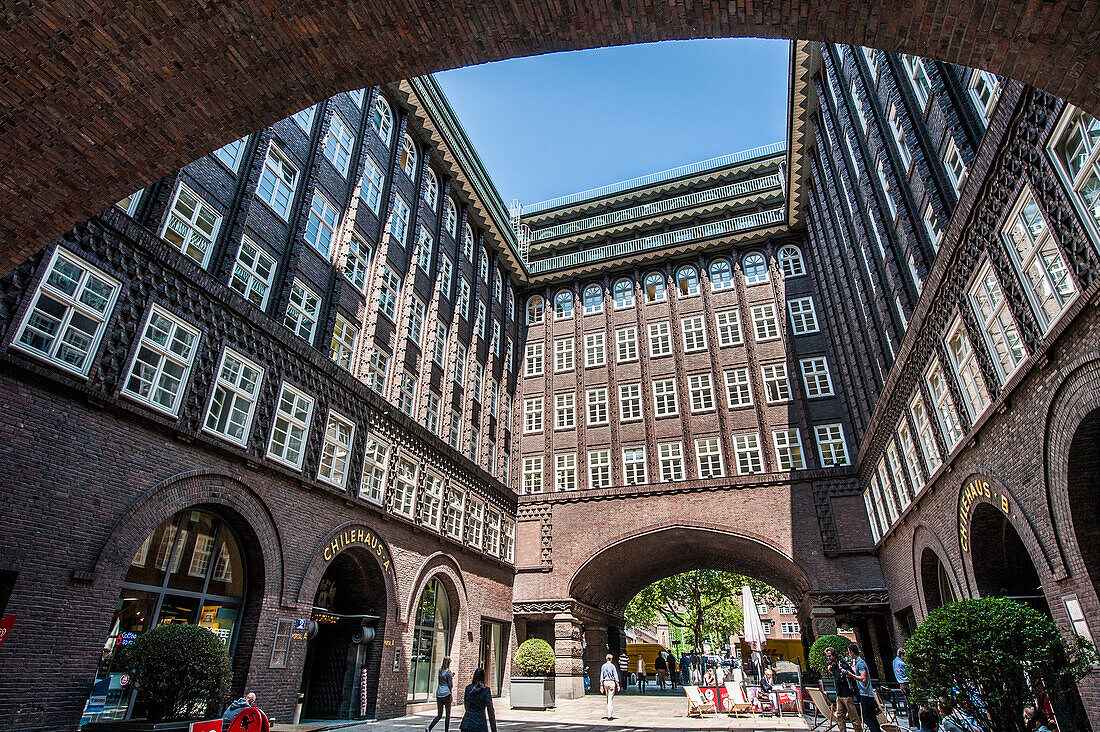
{"left": 808, "top": 634, "right": 852, "bottom": 674}
{"left": 126, "top": 623, "right": 233, "bottom": 722}
{"left": 625, "top": 570, "right": 781, "bottom": 652}
{"left": 906, "top": 597, "right": 1096, "bottom": 732}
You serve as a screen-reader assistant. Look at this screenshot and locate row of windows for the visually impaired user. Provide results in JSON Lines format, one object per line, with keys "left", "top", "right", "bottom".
{"left": 520, "top": 423, "right": 850, "bottom": 493}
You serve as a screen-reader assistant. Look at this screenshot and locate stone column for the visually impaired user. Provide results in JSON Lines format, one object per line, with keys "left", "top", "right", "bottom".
{"left": 810, "top": 605, "right": 838, "bottom": 638}
{"left": 553, "top": 612, "right": 585, "bottom": 700}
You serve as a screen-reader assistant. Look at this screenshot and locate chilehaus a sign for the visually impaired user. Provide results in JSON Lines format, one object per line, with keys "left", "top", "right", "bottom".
{"left": 958, "top": 476, "right": 1012, "bottom": 554}
{"left": 321, "top": 526, "right": 394, "bottom": 579}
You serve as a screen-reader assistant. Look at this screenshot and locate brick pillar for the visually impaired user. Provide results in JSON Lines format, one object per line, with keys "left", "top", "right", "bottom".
{"left": 583, "top": 624, "right": 611, "bottom": 694}
{"left": 810, "top": 606, "right": 838, "bottom": 637}
{"left": 553, "top": 612, "right": 585, "bottom": 700}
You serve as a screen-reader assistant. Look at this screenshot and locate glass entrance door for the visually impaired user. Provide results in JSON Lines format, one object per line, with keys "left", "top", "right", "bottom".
{"left": 479, "top": 621, "right": 506, "bottom": 697}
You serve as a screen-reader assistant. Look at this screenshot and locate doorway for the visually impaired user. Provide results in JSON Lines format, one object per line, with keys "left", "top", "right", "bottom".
{"left": 480, "top": 620, "right": 507, "bottom": 696}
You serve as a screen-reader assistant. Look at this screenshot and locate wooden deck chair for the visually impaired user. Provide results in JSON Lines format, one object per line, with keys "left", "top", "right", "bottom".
{"left": 874, "top": 689, "right": 899, "bottom": 724}
{"left": 683, "top": 685, "right": 717, "bottom": 717}
{"left": 724, "top": 681, "right": 755, "bottom": 717}
{"left": 806, "top": 688, "right": 839, "bottom": 732}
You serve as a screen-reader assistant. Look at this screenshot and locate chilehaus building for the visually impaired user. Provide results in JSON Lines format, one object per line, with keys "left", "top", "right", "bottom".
{"left": 1, "top": 40, "right": 1099, "bottom": 731}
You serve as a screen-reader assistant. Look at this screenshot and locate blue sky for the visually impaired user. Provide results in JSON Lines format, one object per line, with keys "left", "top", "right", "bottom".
{"left": 435, "top": 39, "right": 790, "bottom": 206}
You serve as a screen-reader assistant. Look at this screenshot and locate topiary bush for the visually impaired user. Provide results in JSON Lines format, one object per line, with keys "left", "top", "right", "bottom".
{"left": 807, "top": 634, "right": 852, "bottom": 674}
{"left": 512, "top": 638, "right": 556, "bottom": 677}
{"left": 128, "top": 623, "right": 233, "bottom": 722}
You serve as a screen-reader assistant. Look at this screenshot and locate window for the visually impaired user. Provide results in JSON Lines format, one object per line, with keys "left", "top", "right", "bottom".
{"left": 478, "top": 246, "right": 490, "bottom": 283}
{"left": 850, "top": 79, "right": 868, "bottom": 131}
{"left": 444, "top": 487, "right": 465, "bottom": 540}
{"left": 466, "top": 499, "right": 484, "bottom": 547}
{"left": 522, "top": 456, "right": 543, "bottom": 494}
{"left": 408, "top": 296, "right": 426, "bottom": 346}
{"left": 692, "top": 437, "right": 723, "bottom": 478}
{"left": 658, "top": 442, "right": 685, "bottom": 482}
{"left": 14, "top": 249, "right": 121, "bottom": 376}
{"left": 1050, "top": 108, "right": 1100, "bottom": 239}
{"left": 815, "top": 424, "right": 849, "bottom": 467}
{"left": 370, "top": 96, "right": 393, "bottom": 146}
{"left": 584, "top": 332, "right": 606, "bottom": 367}
{"left": 887, "top": 102, "right": 913, "bottom": 170}
{"left": 361, "top": 157, "right": 385, "bottom": 214}
{"left": 751, "top": 303, "right": 779, "bottom": 341}
{"left": 923, "top": 202, "right": 943, "bottom": 251}
{"left": 256, "top": 144, "right": 298, "bottom": 219}
{"left": 366, "top": 348, "right": 390, "bottom": 394}
{"left": 733, "top": 433, "right": 764, "bottom": 475}
{"left": 505, "top": 338, "right": 514, "bottom": 373}
{"left": 425, "top": 391, "right": 441, "bottom": 434}
{"left": 644, "top": 272, "right": 666, "bottom": 302}
{"left": 201, "top": 349, "right": 263, "bottom": 447}
{"left": 688, "top": 373, "right": 715, "bottom": 412}
{"left": 742, "top": 252, "right": 768, "bottom": 284}
{"left": 619, "top": 383, "right": 642, "bottom": 421}
{"left": 292, "top": 104, "right": 316, "bottom": 134}
{"left": 378, "top": 266, "right": 400, "bottom": 321}
{"left": 555, "top": 392, "right": 576, "bottom": 430}
{"left": 123, "top": 305, "right": 200, "bottom": 415}
{"left": 616, "top": 326, "right": 638, "bottom": 362}
{"left": 623, "top": 446, "right": 647, "bottom": 485}
{"left": 675, "top": 266, "right": 699, "bottom": 296}
{"left": 554, "top": 453, "right": 575, "bottom": 492}
{"left": 284, "top": 280, "right": 320, "bottom": 341}
{"left": 344, "top": 233, "right": 370, "bottom": 292}
{"left": 945, "top": 318, "right": 990, "bottom": 421}
{"left": 1001, "top": 188, "right": 1078, "bottom": 332}
{"left": 421, "top": 169, "right": 439, "bottom": 212}
{"left": 304, "top": 191, "right": 339, "bottom": 258}
{"left": 969, "top": 262, "right": 1026, "bottom": 383}
{"left": 724, "top": 367, "right": 753, "bottom": 408}
{"left": 648, "top": 321, "right": 672, "bottom": 357}
{"left": 926, "top": 359, "right": 964, "bottom": 449}
{"left": 787, "top": 296, "right": 819, "bottom": 334}
{"left": 524, "top": 342, "right": 543, "bottom": 376}
{"left": 586, "top": 387, "right": 608, "bottom": 425}
{"left": 613, "top": 278, "right": 635, "bottom": 308}
{"left": 762, "top": 363, "right": 790, "bottom": 403}
{"left": 392, "top": 455, "right": 418, "bottom": 518}
{"left": 800, "top": 357, "right": 834, "bottom": 398}
{"left": 773, "top": 429, "right": 806, "bottom": 471}
{"left": 448, "top": 202, "right": 461, "bottom": 242}
{"left": 447, "top": 411, "right": 461, "bottom": 450}
{"left": 414, "top": 226, "right": 433, "bottom": 273}
{"left": 435, "top": 254, "right": 453, "bottom": 299}
{"left": 420, "top": 471, "right": 443, "bottom": 531}
{"left": 523, "top": 397, "right": 543, "bottom": 433}
{"left": 470, "top": 370, "right": 482, "bottom": 403}
{"left": 861, "top": 46, "right": 878, "bottom": 77}
{"left": 329, "top": 315, "right": 357, "bottom": 370}
{"left": 318, "top": 411, "right": 355, "bottom": 488}
{"left": 681, "top": 315, "right": 707, "bottom": 352}
{"left": 484, "top": 509, "right": 501, "bottom": 556}
{"left": 587, "top": 449, "right": 611, "bottom": 489}
{"left": 583, "top": 284, "right": 603, "bottom": 314}
{"left": 214, "top": 136, "right": 248, "bottom": 173}
{"left": 553, "top": 337, "right": 575, "bottom": 372}
{"left": 715, "top": 309, "right": 743, "bottom": 347}
{"left": 887, "top": 441, "right": 911, "bottom": 509}
{"left": 554, "top": 291, "right": 573, "bottom": 319}
{"left": 864, "top": 488, "right": 882, "bottom": 543}
{"left": 709, "top": 259, "right": 734, "bottom": 290}
{"left": 458, "top": 279, "right": 471, "bottom": 320}
{"left": 399, "top": 133, "right": 418, "bottom": 179}
{"left": 778, "top": 245, "right": 805, "bottom": 278}
{"left": 162, "top": 184, "right": 221, "bottom": 266}
{"left": 267, "top": 383, "right": 314, "bottom": 469}
{"left": 117, "top": 190, "right": 143, "bottom": 216}
{"left": 943, "top": 138, "right": 968, "bottom": 193}
{"left": 527, "top": 295, "right": 545, "bottom": 324}
{"left": 901, "top": 54, "right": 932, "bottom": 109}
{"left": 653, "top": 378, "right": 678, "bottom": 417}
{"left": 876, "top": 155, "right": 898, "bottom": 220}
{"left": 323, "top": 113, "right": 354, "bottom": 177}
{"left": 390, "top": 195, "right": 410, "bottom": 245}
{"left": 968, "top": 70, "right": 1001, "bottom": 124}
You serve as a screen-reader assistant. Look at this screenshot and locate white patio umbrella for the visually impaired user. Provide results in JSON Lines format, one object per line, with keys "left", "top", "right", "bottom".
{"left": 741, "top": 585, "right": 767, "bottom": 675}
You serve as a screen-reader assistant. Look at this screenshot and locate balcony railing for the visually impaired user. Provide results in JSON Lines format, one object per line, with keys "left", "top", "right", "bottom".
{"left": 526, "top": 206, "right": 786, "bottom": 273}
{"left": 530, "top": 172, "right": 782, "bottom": 242}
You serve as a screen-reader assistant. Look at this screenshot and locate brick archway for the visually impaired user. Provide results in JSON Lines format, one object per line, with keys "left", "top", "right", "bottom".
{"left": 3, "top": 2, "right": 1100, "bottom": 273}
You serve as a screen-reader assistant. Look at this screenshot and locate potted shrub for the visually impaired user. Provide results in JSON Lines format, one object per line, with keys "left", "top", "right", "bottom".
{"left": 85, "top": 623, "right": 233, "bottom": 731}
{"left": 807, "top": 633, "right": 853, "bottom": 677}
{"left": 510, "top": 638, "right": 556, "bottom": 709}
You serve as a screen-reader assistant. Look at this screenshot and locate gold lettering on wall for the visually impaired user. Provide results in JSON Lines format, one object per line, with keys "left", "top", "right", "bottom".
{"left": 320, "top": 526, "right": 395, "bottom": 580}
{"left": 958, "top": 476, "right": 1013, "bottom": 554}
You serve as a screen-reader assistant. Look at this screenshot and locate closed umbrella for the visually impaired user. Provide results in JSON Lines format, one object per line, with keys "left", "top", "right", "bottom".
{"left": 741, "top": 586, "right": 767, "bottom": 677}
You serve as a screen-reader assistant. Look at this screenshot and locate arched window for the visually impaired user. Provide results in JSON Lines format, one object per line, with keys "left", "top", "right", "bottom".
{"left": 583, "top": 284, "right": 603, "bottom": 315}
{"left": 370, "top": 96, "right": 393, "bottom": 147}
{"left": 424, "top": 169, "right": 438, "bottom": 212}
{"left": 778, "top": 245, "right": 806, "bottom": 278}
{"left": 709, "top": 259, "right": 734, "bottom": 291}
{"left": 644, "top": 272, "right": 666, "bottom": 303}
{"left": 400, "top": 134, "right": 418, "bottom": 179}
{"left": 408, "top": 577, "right": 451, "bottom": 701}
{"left": 478, "top": 246, "right": 489, "bottom": 282}
{"left": 613, "top": 278, "right": 635, "bottom": 308}
{"left": 461, "top": 221, "right": 473, "bottom": 259}
{"left": 742, "top": 252, "right": 769, "bottom": 284}
{"left": 526, "top": 296, "right": 545, "bottom": 324}
{"left": 676, "top": 266, "right": 699, "bottom": 296}
{"left": 440, "top": 198, "right": 456, "bottom": 240}
{"left": 554, "top": 290, "right": 574, "bottom": 319}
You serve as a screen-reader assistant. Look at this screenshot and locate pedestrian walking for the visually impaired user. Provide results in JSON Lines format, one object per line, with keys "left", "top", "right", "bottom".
{"left": 668, "top": 651, "right": 678, "bottom": 688}
{"left": 654, "top": 651, "right": 667, "bottom": 690}
{"left": 825, "top": 647, "right": 862, "bottom": 732}
{"left": 600, "top": 653, "right": 620, "bottom": 720}
{"left": 427, "top": 657, "right": 454, "bottom": 732}
{"left": 636, "top": 654, "right": 648, "bottom": 693}
{"left": 846, "top": 644, "right": 882, "bottom": 732}
{"left": 458, "top": 668, "right": 497, "bottom": 732}
{"left": 222, "top": 692, "right": 257, "bottom": 727}
{"left": 618, "top": 651, "right": 629, "bottom": 688}
{"left": 893, "top": 648, "right": 918, "bottom": 729}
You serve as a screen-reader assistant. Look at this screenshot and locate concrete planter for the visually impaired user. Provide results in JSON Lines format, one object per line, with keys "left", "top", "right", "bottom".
{"left": 509, "top": 676, "right": 555, "bottom": 709}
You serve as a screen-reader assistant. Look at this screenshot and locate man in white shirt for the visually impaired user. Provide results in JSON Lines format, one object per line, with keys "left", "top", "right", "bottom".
{"left": 600, "top": 654, "right": 620, "bottom": 720}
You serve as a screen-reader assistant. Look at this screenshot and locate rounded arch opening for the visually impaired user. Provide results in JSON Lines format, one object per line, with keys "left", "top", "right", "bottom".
{"left": 919, "top": 547, "right": 958, "bottom": 613}
{"left": 968, "top": 503, "right": 1049, "bottom": 616}
{"left": 407, "top": 575, "right": 457, "bottom": 703}
{"left": 1067, "top": 408, "right": 1100, "bottom": 603}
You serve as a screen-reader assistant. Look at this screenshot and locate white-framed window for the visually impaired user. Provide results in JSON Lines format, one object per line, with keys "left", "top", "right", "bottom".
{"left": 676, "top": 266, "right": 700, "bottom": 296}
{"left": 390, "top": 195, "right": 411, "bottom": 245}
{"left": 613, "top": 278, "right": 635, "bottom": 308}
{"left": 554, "top": 290, "right": 573, "bottom": 319}
{"left": 688, "top": 373, "right": 715, "bottom": 413}
{"left": 724, "top": 367, "right": 753, "bottom": 408}
{"left": 478, "top": 246, "right": 490, "bottom": 283}
{"left": 458, "top": 279, "right": 471, "bottom": 320}
{"left": 926, "top": 358, "right": 964, "bottom": 449}
{"left": 648, "top": 321, "right": 672, "bottom": 357}
{"left": 815, "top": 423, "right": 850, "bottom": 467}
{"left": 304, "top": 191, "right": 339, "bottom": 257}
{"left": 554, "top": 453, "right": 575, "bottom": 492}
{"left": 865, "top": 488, "right": 882, "bottom": 543}
{"left": 444, "top": 487, "right": 465, "bottom": 540}
{"left": 586, "top": 387, "right": 609, "bottom": 426}
{"left": 399, "top": 133, "right": 418, "bottom": 179}
{"left": 773, "top": 429, "right": 806, "bottom": 471}
{"left": 695, "top": 436, "right": 724, "bottom": 478}
{"left": 491, "top": 321, "right": 501, "bottom": 358}
{"left": 861, "top": 46, "right": 879, "bottom": 77}
{"left": 554, "top": 337, "right": 575, "bottom": 372}
{"left": 292, "top": 104, "right": 316, "bottom": 134}
{"left": 876, "top": 154, "right": 898, "bottom": 220}
{"left": 709, "top": 259, "right": 734, "bottom": 290}
{"left": 524, "top": 397, "right": 544, "bottom": 433}
{"left": 897, "top": 419, "right": 924, "bottom": 491}
{"left": 901, "top": 54, "right": 932, "bottom": 109}
{"left": 505, "top": 338, "right": 514, "bottom": 373}
{"left": 203, "top": 348, "right": 262, "bottom": 446}
{"left": 329, "top": 314, "right": 357, "bottom": 370}
{"left": 643, "top": 272, "right": 667, "bottom": 302}
{"left": 968, "top": 70, "right": 1001, "bottom": 124}
{"left": 715, "top": 309, "right": 743, "bottom": 347}
{"left": 587, "top": 449, "right": 612, "bottom": 489}
{"left": 318, "top": 410, "right": 355, "bottom": 488}
{"left": 414, "top": 226, "right": 433, "bottom": 273}
{"left": 762, "top": 363, "right": 791, "bottom": 403}
{"left": 449, "top": 201, "right": 462, "bottom": 242}
{"left": 378, "top": 266, "right": 400, "bottom": 322}
{"left": 267, "top": 383, "right": 314, "bottom": 470}
{"left": 323, "top": 113, "right": 354, "bottom": 177}
{"left": 348, "top": 87, "right": 365, "bottom": 107}
{"left": 653, "top": 378, "right": 679, "bottom": 417}
{"left": 619, "top": 383, "right": 642, "bottom": 422}
{"left": 524, "top": 342, "right": 544, "bottom": 376}
{"left": 365, "top": 348, "right": 390, "bottom": 394}
{"left": 781, "top": 622, "right": 800, "bottom": 635}
{"left": 850, "top": 78, "right": 868, "bottom": 131}
{"left": 877, "top": 459, "right": 899, "bottom": 524}
{"left": 733, "top": 433, "right": 764, "bottom": 475}
{"left": 117, "top": 190, "right": 143, "bottom": 216}
{"left": 408, "top": 296, "right": 426, "bottom": 346}
{"left": 484, "top": 508, "right": 501, "bottom": 556}
{"left": 583, "top": 284, "right": 603, "bottom": 314}
{"left": 361, "top": 156, "right": 385, "bottom": 214}
{"left": 447, "top": 411, "right": 461, "bottom": 450}
{"left": 359, "top": 434, "right": 389, "bottom": 504}
{"left": 658, "top": 441, "right": 685, "bottom": 482}
{"left": 256, "top": 143, "right": 298, "bottom": 219}
{"left": 751, "top": 303, "right": 779, "bottom": 341}
{"left": 1049, "top": 108, "right": 1100, "bottom": 242}
{"left": 778, "top": 245, "right": 805, "bottom": 278}
{"left": 887, "top": 441, "right": 911, "bottom": 509}
{"left": 452, "top": 343, "right": 467, "bottom": 386}
{"left": 681, "top": 315, "right": 707, "bottom": 352}
{"left": 370, "top": 96, "right": 393, "bottom": 145}
{"left": 584, "top": 332, "right": 606, "bottom": 367}
{"left": 787, "top": 296, "right": 819, "bottom": 334}
{"left": 391, "top": 455, "right": 418, "bottom": 518}
{"left": 162, "top": 184, "right": 222, "bottom": 266}
{"left": 800, "top": 356, "right": 834, "bottom": 398}
{"left": 945, "top": 318, "right": 990, "bottom": 421}
{"left": 420, "top": 471, "right": 444, "bottom": 531}
{"left": 742, "top": 252, "right": 768, "bottom": 284}
{"left": 466, "top": 498, "right": 484, "bottom": 547}
{"left": 887, "top": 101, "right": 913, "bottom": 170}
{"left": 527, "top": 295, "right": 545, "bottom": 325}
{"left": 213, "top": 136, "right": 248, "bottom": 173}
{"left": 422, "top": 169, "right": 439, "bottom": 213}
{"left": 616, "top": 326, "right": 638, "bottom": 362}
{"left": 425, "top": 391, "right": 441, "bottom": 434}
{"left": 555, "top": 392, "right": 575, "bottom": 430}
{"left": 343, "top": 233, "right": 370, "bottom": 292}
{"left": 284, "top": 279, "right": 320, "bottom": 341}
{"left": 943, "top": 138, "right": 968, "bottom": 193}
{"left": 623, "top": 446, "right": 647, "bottom": 485}
{"left": 13, "top": 248, "right": 121, "bottom": 376}
{"left": 923, "top": 202, "right": 943, "bottom": 251}
{"left": 122, "top": 304, "right": 200, "bottom": 415}
{"left": 1001, "top": 187, "right": 1078, "bottom": 333}
{"left": 969, "top": 262, "right": 1026, "bottom": 383}
{"left": 437, "top": 254, "right": 453, "bottom": 299}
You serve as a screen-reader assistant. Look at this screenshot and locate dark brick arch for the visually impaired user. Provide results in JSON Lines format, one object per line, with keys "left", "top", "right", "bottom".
{"left": 910, "top": 522, "right": 966, "bottom": 620}
{"left": 294, "top": 523, "right": 401, "bottom": 621}
{"left": 3, "top": 1, "right": 1100, "bottom": 274}
{"left": 402, "top": 553, "right": 473, "bottom": 637}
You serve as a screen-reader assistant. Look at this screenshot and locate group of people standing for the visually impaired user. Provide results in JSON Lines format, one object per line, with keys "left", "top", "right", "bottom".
{"left": 629, "top": 650, "right": 680, "bottom": 692}
{"left": 426, "top": 658, "right": 498, "bottom": 732}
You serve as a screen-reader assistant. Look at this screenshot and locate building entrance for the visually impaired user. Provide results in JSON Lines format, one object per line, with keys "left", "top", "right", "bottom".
{"left": 969, "top": 503, "right": 1049, "bottom": 615}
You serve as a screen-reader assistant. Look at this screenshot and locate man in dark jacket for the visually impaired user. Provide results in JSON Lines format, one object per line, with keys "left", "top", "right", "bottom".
{"left": 654, "top": 651, "right": 668, "bottom": 690}
{"left": 222, "top": 692, "right": 257, "bottom": 727}
{"left": 825, "top": 648, "right": 861, "bottom": 732}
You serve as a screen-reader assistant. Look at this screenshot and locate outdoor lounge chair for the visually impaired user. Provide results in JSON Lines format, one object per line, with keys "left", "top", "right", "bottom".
{"left": 684, "top": 685, "right": 718, "bottom": 717}
{"left": 806, "top": 687, "right": 839, "bottom": 732}
{"left": 875, "top": 688, "right": 899, "bottom": 725}
{"left": 723, "top": 681, "right": 755, "bottom": 717}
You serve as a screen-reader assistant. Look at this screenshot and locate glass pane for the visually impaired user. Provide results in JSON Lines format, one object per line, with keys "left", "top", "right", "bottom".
{"left": 156, "top": 594, "right": 201, "bottom": 626}
{"left": 125, "top": 515, "right": 180, "bottom": 587}
{"left": 206, "top": 530, "right": 246, "bottom": 599}
{"left": 197, "top": 602, "right": 239, "bottom": 649}
{"left": 167, "top": 511, "right": 219, "bottom": 593}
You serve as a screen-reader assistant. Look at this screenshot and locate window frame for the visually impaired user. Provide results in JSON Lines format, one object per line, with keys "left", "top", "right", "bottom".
{"left": 266, "top": 381, "right": 315, "bottom": 470}
{"left": 121, "top": 303, "right": 201, "bottom": 416}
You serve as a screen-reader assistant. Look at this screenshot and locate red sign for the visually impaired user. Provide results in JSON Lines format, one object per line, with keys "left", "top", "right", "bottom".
{"left": 189, "top": 721, "right": 223, "bottom": 732}
{"left": 227, "top": 707, "right": 269, "bottom": 732}
{"left": 0, "top": 616, "right": 14, "bottom": 650}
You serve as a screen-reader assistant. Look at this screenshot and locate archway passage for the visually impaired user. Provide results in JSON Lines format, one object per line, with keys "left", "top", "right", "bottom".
{"left": 969, "top": 503, "right": 1049, "bottom": 616}
{"left": 1067, "top": 409, "right": 1100, "bottom": 603}
{"left": 3, "top": 4, "right": 1100, "bottom": 273}
{"left": 301, "top": 548, "right": 387, "bottom": 721}
{"left": 919, "top": 547, "right": 957, "bottom": 613}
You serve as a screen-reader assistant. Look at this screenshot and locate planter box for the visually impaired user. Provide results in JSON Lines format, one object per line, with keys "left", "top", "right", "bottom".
{"left": 83, "top": 722, "right": 194, "bottom": 732}
{"left": 510, "top": 676, "right": 555, "bottom": 709}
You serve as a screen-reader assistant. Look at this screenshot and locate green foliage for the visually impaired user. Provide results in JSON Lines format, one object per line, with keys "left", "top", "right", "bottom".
{"left": 807, "top": 634, "right": 851, "bottom": 674}
{"left": 906, "top": 597, "right": 1096, "bottom": 732}
{"left": 128, "top": 623, "right": 233, "bottom": 722}
{"left": 513, "top": 638, "right": 556, "bottom": 676}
